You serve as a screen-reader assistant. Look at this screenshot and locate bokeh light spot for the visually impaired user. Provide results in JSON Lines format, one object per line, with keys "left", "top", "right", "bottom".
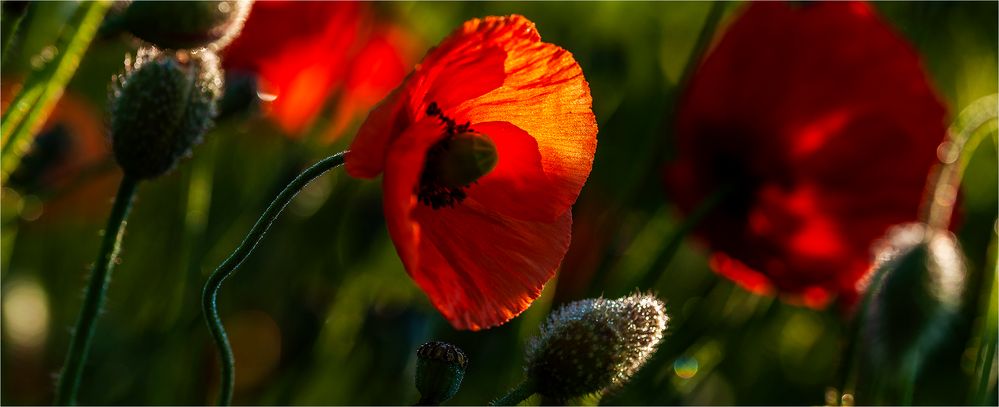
{"left": 2, "top": 278, "right": 50, "bottom": 351}
{"left": 673, "top": 356, "right": 699, "bottom": 379}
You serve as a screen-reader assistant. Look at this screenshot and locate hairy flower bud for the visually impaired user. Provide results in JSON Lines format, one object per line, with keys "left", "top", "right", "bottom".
{"left": 121, "top": 0, "right": 251, "bottom": 50}
{"left": 861, "top": 223, "right": 966, "bottom": 372}
{"left": 110, "top": 48, "right": 222, "bottom": 179}
{"left": 525, "top": 293, "right": 668, "bottom": 402}
{"left": 416, "top": 341, "right": 467, "bottom": 405}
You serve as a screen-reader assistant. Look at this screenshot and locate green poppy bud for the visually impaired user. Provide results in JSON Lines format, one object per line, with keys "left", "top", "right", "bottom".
{"left": 415, "top": 341, "right": 468, "bottom": 405}
{"left": 120, "top": 0, "right": 251, "bottom": 50}
{"left": 525, "top": 293, "right": 669, "bottom": 403}
{"left": 861, "top": 223, "right": 966, "bottom": 373}
{"left": 433, "top": 131, "right": 498, "bottom": 188}
{"left": 110, "top": 48, "right": 221, "bottom": 180}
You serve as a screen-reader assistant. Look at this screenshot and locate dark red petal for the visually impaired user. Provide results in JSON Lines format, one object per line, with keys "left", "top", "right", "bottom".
{"left": 346, "top": 86, "right": 410, "bottom": 179}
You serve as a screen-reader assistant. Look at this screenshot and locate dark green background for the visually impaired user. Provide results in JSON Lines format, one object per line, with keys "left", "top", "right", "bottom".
{"left": 2, "top": 2, "right": 996, "bottom": 405}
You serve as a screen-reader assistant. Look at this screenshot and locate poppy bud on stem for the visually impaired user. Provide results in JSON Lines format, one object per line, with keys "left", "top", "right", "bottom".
{"left": 56, "top": 46, "right": 223, "bottom": 406}
{"left": 120, "top": 0, "right": 252, "bottom": 51}
{"left": 841, "top": 94, "right": 997, "bottom": 405}
{"left": 110, "top": 47, "right": 222, "bottom": 180}
{"left": 415, "top": 341, "right": 468, "bottom": 405}
{"left": 860, "top": 224, "right": 966, "bottom": 404}
{"left": 491, "top": 294, "right": 668, "bottom": 405}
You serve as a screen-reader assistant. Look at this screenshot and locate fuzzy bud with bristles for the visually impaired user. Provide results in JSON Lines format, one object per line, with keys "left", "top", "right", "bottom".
{"left": 120, "top": 0, "right": 252, "bottom": 51}
{"left": 416, "top": 341, "right": 467, "bottom": 405}
{"left": 110, "top": 48, "right": 222, "bottom": 180}
{"left": 525, "top": 293, "right": 668, "bottom": 402}
{"left": 860, "top": 223, "right": 966, "bottom": 373}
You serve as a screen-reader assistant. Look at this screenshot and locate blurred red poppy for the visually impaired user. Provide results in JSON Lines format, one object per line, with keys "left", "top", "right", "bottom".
{"left": 664, "top": 2, "right": 947, "bottom": 308}
{"left": 222, "top": 1, "right": 416, "bottom": 138}
{"left": 347, "top": 15, "right": 598, "bottom": 330}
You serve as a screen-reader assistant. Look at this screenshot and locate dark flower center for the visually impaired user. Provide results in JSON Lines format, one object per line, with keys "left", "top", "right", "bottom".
{"left": 417, "top": 102, "right": 497, "bottom": 210}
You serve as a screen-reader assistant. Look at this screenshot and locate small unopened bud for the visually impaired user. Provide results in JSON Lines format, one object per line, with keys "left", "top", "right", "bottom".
{"left": 110, "top": 48, "right": 222, "bottom": 180}
{"left": 525, "top": 293, "right": 668, "bottom": 402}
{"left": 120, "top": 0, "right": 251, "bottom": 50}
{"left": 416, "top": 341, "right": 467, "bottom": 405}
{"left": 434, "top": 132, "right": 498, "bottom": 188}
{"left": 861, "top": 223, "right": 966, "bottom": 372}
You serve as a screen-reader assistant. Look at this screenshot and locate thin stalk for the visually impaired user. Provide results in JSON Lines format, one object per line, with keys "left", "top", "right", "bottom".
{"left": 584, "top": 1, "right": 725, "bottom": 298}
{"left": 490, "top": 379, "right": 537, "bottom": 406}
{"left": 0, "top": 1, "right": 109, "bottom": 183}
{"left": 202, "top": 151, "right": 347, "bottom": 406}
{"left": 1, "top": 1, "right": 31, "bottom": 64}
{"left": 970, "top": 230, "right": 998, "bottom": 405}
{"left": 55, "top": 175, "right": 140, "bottom": 405}
{"left": 922, "top": 94, "right": 997, "bottom": 230}
{"left": 637, "top": 186, "right": 730, "bottom": 291}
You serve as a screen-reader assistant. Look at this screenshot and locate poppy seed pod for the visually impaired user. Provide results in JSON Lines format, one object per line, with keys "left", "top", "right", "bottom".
{"left": 415, "top": 341, "right": 467, "bottom": 405}
{"left": 429, "top": 131, "right": 498, "bottom": 189}
{"left": 525, "top": 293, "right": 668, "bottom": 402}
{"left": 110, "top": 48, "right": 222, "bottom": 180}
{"left": 121, "top": 0, "right": 251, "bottom": 50}
{"left": 861, "top": 223, "right": 966, "bottom": 373}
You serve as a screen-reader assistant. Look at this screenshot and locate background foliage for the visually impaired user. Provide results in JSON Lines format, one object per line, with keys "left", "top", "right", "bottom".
{"left": 1, "top": 1, "right": 996, "bottom": 405}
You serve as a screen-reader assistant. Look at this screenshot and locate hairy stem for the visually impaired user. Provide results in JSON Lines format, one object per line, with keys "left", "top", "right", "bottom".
{"left": 490, "top": 379, "right": 537, "bottom": 406}
{"left": 55, "top": 175, "right": 139, "bottom": 405}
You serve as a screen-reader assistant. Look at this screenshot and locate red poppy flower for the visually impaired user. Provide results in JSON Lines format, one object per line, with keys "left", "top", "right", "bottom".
{"left": 222, "top": 1, "right": 416, "bottom": 138}
{"left": 347, "top": 15, "right": 598, "bottom": 330}
{"left": 664, "top": 2, "right": 946, "bottom": 308}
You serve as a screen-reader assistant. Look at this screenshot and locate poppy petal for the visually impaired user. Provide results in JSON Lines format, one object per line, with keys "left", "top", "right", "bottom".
{"left": 468, "top": 121, "right": 566, "bottom": 222}
{"left": 346, "top": 86, "right": 410, "bottom": 179}
{"left": 458, "top": 17, "right": 597, "bottom": 220}
{"left": 381, "top": 119, "right": 571, "bottom": 330}
{"left": 380, "top": 118, "right": 443, "bottom": 269}
{"left": 412, "top": 202, "right": 572, "bottom": 331}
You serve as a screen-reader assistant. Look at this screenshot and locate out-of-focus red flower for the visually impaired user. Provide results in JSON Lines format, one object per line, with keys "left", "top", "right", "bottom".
{"left": 347, "top": 15, "right": 598, "bottom": 330}
{"left": 222, "top": 1, "right": 416, "bottom": 138}
{"left": 664, "top": 2, "right": 947, "bottom": 309}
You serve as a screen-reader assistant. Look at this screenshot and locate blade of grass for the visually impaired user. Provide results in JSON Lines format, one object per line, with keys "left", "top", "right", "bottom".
{"left": 0, "top": 1, "right": 109, "bottom": 183}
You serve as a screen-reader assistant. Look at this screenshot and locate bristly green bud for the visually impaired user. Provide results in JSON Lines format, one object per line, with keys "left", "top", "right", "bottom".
{"left": 120, "top": 0, "right": 251, "bottom": 50}
{"left": 525, "top": 293, "right": 668, "bottom": 403}
{"left": 861, "top": 223, "right": 966, "bottom": 373}
{"left": 416, "top": 341, "right": 468, "bottom": 405}
{"left": 434, "top": 131, "right": 498, "bottom": 188}
{"left": 110, "top": 48, "right": 222, "bottom": 180}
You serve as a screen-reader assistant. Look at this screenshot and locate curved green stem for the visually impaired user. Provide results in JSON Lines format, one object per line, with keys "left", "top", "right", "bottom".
{"left": 923, "top": 94, "right": 998, "bottom": 230}
{"left": 490, "top": 379, "right": 537, "bottom": 406}
{"left": 55, "top": 175, "right": 139, "bottom": 405}
{"left": 202, "top": 151, "right": 347, "bottom": 405}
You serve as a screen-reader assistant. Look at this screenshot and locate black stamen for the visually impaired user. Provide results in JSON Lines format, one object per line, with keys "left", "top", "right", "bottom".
{"left": 417, "top": 102, "right": 478, "bottom": 210}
